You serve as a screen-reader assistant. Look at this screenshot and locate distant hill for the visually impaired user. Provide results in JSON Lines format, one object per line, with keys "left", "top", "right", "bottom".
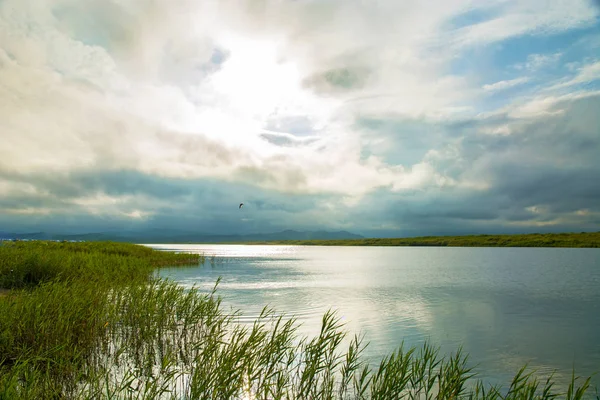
{"left": 0, "top": 229, "right": 364, "bottom": 244}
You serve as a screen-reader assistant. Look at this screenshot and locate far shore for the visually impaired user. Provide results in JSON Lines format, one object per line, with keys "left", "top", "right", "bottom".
{"left": 233, "top": 232, "right": 600, "bottom": 248}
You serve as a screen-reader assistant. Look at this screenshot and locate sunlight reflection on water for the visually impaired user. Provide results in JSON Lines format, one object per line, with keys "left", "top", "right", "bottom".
{"left": 153, "top": 244, "right": 600, "bottom": 390}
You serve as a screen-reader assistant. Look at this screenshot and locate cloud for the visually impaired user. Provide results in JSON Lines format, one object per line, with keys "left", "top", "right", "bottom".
{"left": 346, "top": 93, "right": 600, "bottom": 236}
{"left": 0, "top": 0, "right": 599, "bottom": 235}
{"left": 483, "top": 77, "right": 530, "bottom": 91}
{"left": 546, "top": 59, "right": 600, "bottom": 90}
{"left": 514, "top": 52, "right": 563, "bottom": 71}
{"left": 505, "top": 89, "right": 600, "bottom": 118}
{"left": 0, "top": 167, "right": 355, "bottom": 235}
{"left": 441, "top": 1, "right": 598, "bottom": 50}
{"left": 303, "top": 66, "right": 372, "bottom": 94}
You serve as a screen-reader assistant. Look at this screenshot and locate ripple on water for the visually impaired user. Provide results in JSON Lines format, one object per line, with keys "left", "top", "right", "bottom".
{"left": 155, "top": 244, "right": 600, "bottom": 391}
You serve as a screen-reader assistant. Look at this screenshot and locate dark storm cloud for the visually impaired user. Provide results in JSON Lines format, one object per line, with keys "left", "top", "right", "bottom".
{"left": 487, "top": 165, "right": 600, "bottom": 212}
{"left": 460, "top": 97, "right": 600, "bottom": 214}
{"left": 0, "top": 168, "right": 192, "bottom": 201}
{"left": 346, "top": 94, "right": 600, "bottom": 236}
{"left": 0, "top": 169, "right": 334, "bottom": 235}
{"left": 0, "top": 193, "right": 66, "bottom": 211}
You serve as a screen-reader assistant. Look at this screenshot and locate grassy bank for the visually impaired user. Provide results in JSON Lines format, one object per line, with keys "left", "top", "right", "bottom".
{"left": 247, "top": 232, "right": 600, "bottom": 248}
{"left": 0, "top": 242, "right": 597, "bottom": 399}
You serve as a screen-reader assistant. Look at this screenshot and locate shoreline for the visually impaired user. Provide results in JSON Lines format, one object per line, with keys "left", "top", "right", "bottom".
{"left": 162, "top": 232, "right": 600, "bottom": 248}
{"left": 4, "top": 232, "right": 600, "bottom": 248}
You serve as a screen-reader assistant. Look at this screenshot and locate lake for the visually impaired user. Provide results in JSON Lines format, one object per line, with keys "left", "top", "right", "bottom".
{"left": 154, "top": 245, "right": 600, "bottom": 390}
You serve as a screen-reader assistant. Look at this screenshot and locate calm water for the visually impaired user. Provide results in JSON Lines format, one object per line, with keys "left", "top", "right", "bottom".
{"left": 154, "top": 245, "right": 600, "bottom": 390}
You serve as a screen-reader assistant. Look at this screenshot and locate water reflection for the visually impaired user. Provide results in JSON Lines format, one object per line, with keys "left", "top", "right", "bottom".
{"left": 155, "top": 245, "right": 600, "bottom": 390}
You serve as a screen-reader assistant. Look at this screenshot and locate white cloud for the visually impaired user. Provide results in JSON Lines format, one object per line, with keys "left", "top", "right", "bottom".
{"left": 514, "top": 52, "right": 563, "bottom": 71}
{"left": 0, "top": 0, "right": 469, "bottom": 198}
{"left": 70, "top": 193, "right": 159, "bottom": 219}
{"left": 506, "top": 90, "right": 600, "bottom": 118}
{"left": 443, "top": 1, "right": 597, "bottom": 50}
{"left": 483, "top": 77, "right": 530, "bottom": 91}
{"left": 545, "top": 60, "right": 600, "bottom": 90}
{"left": 0, "top": 0, "right": 598, "bottom": 212}
{"left": 567, "top": 59, "right": 600, "bottom": 83}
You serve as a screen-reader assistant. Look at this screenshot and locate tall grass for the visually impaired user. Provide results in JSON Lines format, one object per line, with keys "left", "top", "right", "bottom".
{"left": 0, "top": 242, "right": 597, "bottom": 399}
{"left": 0, "top": 241, "right": 202, "bottom": 289}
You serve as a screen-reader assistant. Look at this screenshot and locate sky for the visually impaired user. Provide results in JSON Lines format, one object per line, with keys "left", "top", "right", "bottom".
{"left": 1, "top": 0, "right": 599, "bottom": 237}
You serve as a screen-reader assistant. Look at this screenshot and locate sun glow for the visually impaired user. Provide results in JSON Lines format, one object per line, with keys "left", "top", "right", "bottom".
{"left": 190, "top": 35, "right": 340, "bottom": 158}
{"left": 208, "top": 36, "right": 304, "bottom": 120}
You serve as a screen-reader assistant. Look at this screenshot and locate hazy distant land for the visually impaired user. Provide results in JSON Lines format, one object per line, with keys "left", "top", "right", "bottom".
{"left": 0, "top": 229, "right": 364, "bottom": 244}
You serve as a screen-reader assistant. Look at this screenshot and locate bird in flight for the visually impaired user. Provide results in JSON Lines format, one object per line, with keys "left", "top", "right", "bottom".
{"left": 239, "top": 203, "right": 244, "bottom": 209}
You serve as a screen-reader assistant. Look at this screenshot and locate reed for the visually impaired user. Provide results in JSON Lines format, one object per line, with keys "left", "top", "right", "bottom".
{"left": 0, "top": 241, "right": 597, "bottom": 399}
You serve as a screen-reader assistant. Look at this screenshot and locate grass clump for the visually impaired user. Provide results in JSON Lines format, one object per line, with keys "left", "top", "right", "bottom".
{"left": 0, "top": 241, "right": 597, "bottom": 399}
{"left": 0, "top": 241, "right": 201, "bottom": 289}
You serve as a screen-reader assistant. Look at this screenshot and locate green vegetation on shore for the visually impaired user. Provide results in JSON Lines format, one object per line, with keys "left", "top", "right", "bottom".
{"left": 247, "top": 232, "right": 600, "bottom": 248}
{"left": 0, "top": 241, "right": 597, "bottom": 399}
